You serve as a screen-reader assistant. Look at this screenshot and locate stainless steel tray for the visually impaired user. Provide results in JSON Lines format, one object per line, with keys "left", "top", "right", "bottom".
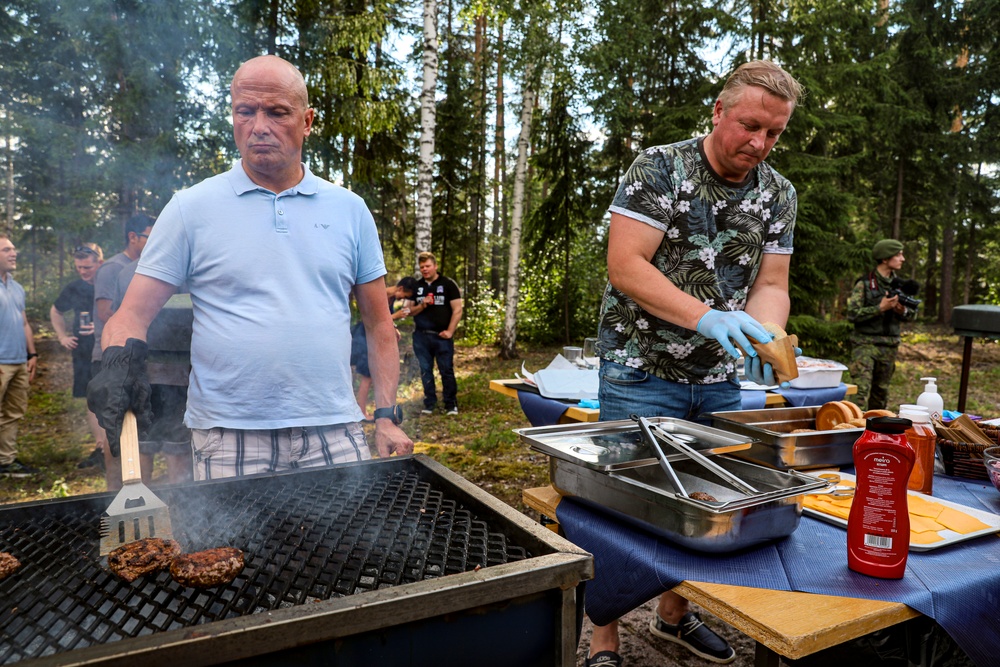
{"left": 516, "top": 418, "right": 754, "bottom": 471}
{"left": 709, "top": 407, "right": 863, "bottom": 470}
{"left": 551, "top": 455, "right": 828, "bottom": 553}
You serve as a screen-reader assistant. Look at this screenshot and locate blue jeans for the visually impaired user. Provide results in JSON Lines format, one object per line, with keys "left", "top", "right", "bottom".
{"left": 413, "top": 331, "right": 457, "bottom": 410}
{"left": 598, "top": 360, "right": 740, "bottom": 425}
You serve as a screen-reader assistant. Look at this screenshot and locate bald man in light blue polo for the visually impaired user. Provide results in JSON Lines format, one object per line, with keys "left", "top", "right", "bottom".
{"left": 89, "top": 55, "right": 412, "bottom": 479}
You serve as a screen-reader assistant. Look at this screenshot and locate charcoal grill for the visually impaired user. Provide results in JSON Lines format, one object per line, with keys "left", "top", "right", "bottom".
{"left": 0, "top": 455, "right": 592, "bottom": 666}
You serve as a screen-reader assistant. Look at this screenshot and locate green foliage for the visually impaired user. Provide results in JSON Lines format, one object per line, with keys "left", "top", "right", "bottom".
{"left": 785, "top": 314, "right": 854, "bottom": 363}
{"left": 514, "top": 250, "right": 605, "bottom": 345}
{"left": 431, "top": 11, "right": 479, "bottom": 278}
{"left": 524, "top": 69, "right": 599, "bottom": 342}
{"left": 462, "top": 281, "right": 505, "bottom": 345}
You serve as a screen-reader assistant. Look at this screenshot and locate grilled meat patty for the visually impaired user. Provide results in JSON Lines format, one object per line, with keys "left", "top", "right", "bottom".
{"left": 0, "top": 551, "right": 20, "bottom": 581}
{"left": 170, "top": 547, "right": 244, "bottom": 589}
{"left": 107, "top": 538, "right": 182, "bottom": 583}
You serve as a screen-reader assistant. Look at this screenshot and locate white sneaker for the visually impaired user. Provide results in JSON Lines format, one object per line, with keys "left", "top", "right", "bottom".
{"left": 446, "top": 407, "right": 458, "bottom": 416}
{"left": 420, "top": 409, "right": 434, "bottom": 415}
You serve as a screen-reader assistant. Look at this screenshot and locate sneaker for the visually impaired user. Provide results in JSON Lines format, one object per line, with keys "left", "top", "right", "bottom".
{"left": 420, "top": 408, "right": 434, "bottom": 415}
{"left": 446, "top": 407, "right": 458, "bottom": 416}
{"left": 585, "top": 651, "right": 622, "bottom": 667}
{"left": 649, "top": 611, "right": 736, "bottom": 664}
{"left": 0, "top": 460, "right": 40, "bottom": 478}
{"left": 77, "top": 447, "right": 105, "bottom": 470}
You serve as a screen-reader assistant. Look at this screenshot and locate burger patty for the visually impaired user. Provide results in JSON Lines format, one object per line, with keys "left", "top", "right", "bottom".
{"left": 107, "top": 537, "right": 182, "bottom": 583}
{"left": 170, "top": 547, "right": 244, "bottom": 589}
{"left": 0, "top": 551, "right": 21, "bottom": 581}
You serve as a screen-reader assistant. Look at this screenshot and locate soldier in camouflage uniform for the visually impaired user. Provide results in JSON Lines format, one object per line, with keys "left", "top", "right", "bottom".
{"left": 846, "top": 239, "right": 917, "bottom": 411}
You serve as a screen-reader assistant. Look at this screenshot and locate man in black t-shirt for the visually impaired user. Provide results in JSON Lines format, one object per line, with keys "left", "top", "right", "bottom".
{"left": 409, "top": 252, "right": 463, "bottom": 415}
{"left": 49, "top": 243, "right": 104, "bottom": 468}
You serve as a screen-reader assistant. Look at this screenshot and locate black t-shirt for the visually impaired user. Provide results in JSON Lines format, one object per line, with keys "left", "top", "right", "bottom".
{"left": 53, "top": 278, "right": 95, "bottom": 359}
{"left": 413, "top": 274, "right": 461, "bottom": 333}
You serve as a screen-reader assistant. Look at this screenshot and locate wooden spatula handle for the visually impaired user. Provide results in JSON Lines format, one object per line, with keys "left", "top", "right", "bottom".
{"left": 120, "top": 410, "right": 141, "bottom": 485}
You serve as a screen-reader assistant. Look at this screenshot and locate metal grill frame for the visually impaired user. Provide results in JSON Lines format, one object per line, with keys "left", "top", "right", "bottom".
{"left": 0, "top": 455, "right": 592, "bottom": 666}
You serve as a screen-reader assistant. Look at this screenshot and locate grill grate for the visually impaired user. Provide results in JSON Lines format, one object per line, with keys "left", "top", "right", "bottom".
{"left": 0, "top": 467, "right": 530, "bottom": 664}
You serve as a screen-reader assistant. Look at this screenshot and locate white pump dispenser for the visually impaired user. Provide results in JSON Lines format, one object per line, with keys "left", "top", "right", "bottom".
{"left": 916, "top": 377, "right": 944, "bottom": 422}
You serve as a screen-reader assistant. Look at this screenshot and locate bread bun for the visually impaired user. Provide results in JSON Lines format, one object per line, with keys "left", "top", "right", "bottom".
{"left": 832, "top": 422, "right": 857, "bottom": 429}
{"left": 763, "top": 322, "right": 788, "bottom": 339}
{"left": 841, "top": 401, "right": 864, "bottom": 420}
{"left": 816, "top": 401, "right": 853, "bottom": 430}
{"left": 863, "top": 409, "right": 896, "bottom": 419}
{"left": 737, "top": 321, "right": 799, "bottom": 384}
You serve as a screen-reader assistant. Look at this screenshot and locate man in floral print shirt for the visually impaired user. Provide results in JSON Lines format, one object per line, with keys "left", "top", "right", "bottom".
{"left": 586, "top": 61, "right": 803, "bottom": 667}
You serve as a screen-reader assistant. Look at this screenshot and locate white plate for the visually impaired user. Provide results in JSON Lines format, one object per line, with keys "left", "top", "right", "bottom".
{"left": 802, "top": 473, "right": 1000, "bottom": 552}
{"left": 739, "top": 381, "right": 779, "bottom": 391}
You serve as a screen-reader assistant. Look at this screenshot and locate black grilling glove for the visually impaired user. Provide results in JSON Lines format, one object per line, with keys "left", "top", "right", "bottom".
{"left": 86, "top": 338, "right": 153, "bottom": 456}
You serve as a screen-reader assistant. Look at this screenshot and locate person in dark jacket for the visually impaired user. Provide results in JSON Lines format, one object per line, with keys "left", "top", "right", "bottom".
{"left": 846, "top": 239, "right": 917, "bottom": 411}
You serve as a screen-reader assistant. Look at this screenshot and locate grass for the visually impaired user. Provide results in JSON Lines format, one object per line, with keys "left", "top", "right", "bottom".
{"left": 4, "top": 323, "right": 999, "bottom": 509}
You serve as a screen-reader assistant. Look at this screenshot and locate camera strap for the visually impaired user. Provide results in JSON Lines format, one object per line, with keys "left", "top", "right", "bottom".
{"left": 867, "top": 272, "right": 879, "bottom": 292}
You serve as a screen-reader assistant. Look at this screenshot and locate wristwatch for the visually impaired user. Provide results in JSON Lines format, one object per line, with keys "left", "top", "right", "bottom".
{"left": 373, "top": 405, "right": 403, "bottom": 425}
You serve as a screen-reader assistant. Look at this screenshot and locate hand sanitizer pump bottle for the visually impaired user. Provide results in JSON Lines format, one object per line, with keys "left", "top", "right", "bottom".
{"left": 916, "top": 377, "right": 944, "bottom": 422}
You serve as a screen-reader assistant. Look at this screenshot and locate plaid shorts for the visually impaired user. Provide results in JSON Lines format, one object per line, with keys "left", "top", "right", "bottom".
{"left": 190, "top": 422, "right": 370, "bottom": 480}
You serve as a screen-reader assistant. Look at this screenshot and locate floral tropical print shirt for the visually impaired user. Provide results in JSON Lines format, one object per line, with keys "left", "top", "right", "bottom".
{"left": 598, "top": 137, "right": 796, "bottom": 384}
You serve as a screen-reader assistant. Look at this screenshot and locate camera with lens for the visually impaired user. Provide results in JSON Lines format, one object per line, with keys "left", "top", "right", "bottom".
{"left": 888, "top": 277, "right": 921, "bottom": 310}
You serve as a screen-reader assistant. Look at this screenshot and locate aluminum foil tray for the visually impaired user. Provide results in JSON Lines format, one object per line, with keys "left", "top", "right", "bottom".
{"left": 709, "top": 406, "right": 863, "bottom": 470}
{"left": 516, "top": 418, "right": 754, "bottom": 471}
{"left": 550, "top": 455, "right": 827, "bottom": 553}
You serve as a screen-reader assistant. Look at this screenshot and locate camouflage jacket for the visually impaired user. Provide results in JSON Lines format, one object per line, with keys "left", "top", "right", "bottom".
{"left": 846, "top": 270, "right": 916, "bottom": 345}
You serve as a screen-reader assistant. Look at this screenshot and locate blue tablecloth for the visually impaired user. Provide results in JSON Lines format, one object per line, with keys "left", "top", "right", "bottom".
{"left": 775, "top": 382, "right": 848, "bottom": 406}
{"left": 518, "top": 391, "right": 571, "bottom": 426}
{"left": 556, "top": 473, "right": 1000, "bottom": 666}
{"left": 516, "top": 388, "right": 783, "bottom": 427}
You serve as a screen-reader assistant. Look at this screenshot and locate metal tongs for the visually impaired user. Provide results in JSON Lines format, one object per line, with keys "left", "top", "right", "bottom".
{"left": 635, "top": 416, "right": 759, "bottom": 498}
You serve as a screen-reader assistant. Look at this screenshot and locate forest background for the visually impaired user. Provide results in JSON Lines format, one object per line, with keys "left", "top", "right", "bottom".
{"left": 2, "top": 0, "right": 1000, "bottom": 361}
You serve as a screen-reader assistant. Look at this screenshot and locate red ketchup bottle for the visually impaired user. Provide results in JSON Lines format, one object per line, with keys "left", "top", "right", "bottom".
{"left": 847, "top": 416, "right": 914, "bottom": 579}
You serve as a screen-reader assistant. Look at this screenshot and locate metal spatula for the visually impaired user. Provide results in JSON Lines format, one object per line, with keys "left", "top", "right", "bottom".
{"left": 99, "top": 411, "right": 174, "bottom": 556}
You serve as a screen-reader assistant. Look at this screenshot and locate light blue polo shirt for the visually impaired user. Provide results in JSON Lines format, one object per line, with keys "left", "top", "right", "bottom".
{"left": 0, "top": 274, "right": 27, "bottom": 364}
{"left": 137, "top": 161, "right": 387, "bottom": 429}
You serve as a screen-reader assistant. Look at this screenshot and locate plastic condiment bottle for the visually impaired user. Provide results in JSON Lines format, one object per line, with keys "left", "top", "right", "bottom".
{"left": 916, "top": 377, "right": 944, "bottom": 422}
{"left": 847, "top": 416, "right": 914, "bottom": 579}
{"left": 898, "top": 404, "right": 935, "bottom": 495}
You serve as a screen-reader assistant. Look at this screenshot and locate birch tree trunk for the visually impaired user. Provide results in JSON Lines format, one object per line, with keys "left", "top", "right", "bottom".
{"left": 415, "top": 0, "right": 438, "bottom": 257}
{"left": 500, "top": 73, "right": 536, "bottom": 359}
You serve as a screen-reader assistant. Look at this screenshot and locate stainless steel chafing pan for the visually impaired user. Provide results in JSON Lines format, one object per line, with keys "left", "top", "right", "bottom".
{"left": 550, "top": 454, "right": 828, "bottom": 553}
{"left": 516, "top": 418, "right": 754, "bottom": 471}
{"left": 709, "top": 406, "right": 863, "bottom": 470}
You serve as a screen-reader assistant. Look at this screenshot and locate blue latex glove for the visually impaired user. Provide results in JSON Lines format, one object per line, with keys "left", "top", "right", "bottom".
{"left": 696, "top": 310, "right": 772, "bottom": 359}
{"left": 745, "top": 355, "right": 776, "bottom": 386}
